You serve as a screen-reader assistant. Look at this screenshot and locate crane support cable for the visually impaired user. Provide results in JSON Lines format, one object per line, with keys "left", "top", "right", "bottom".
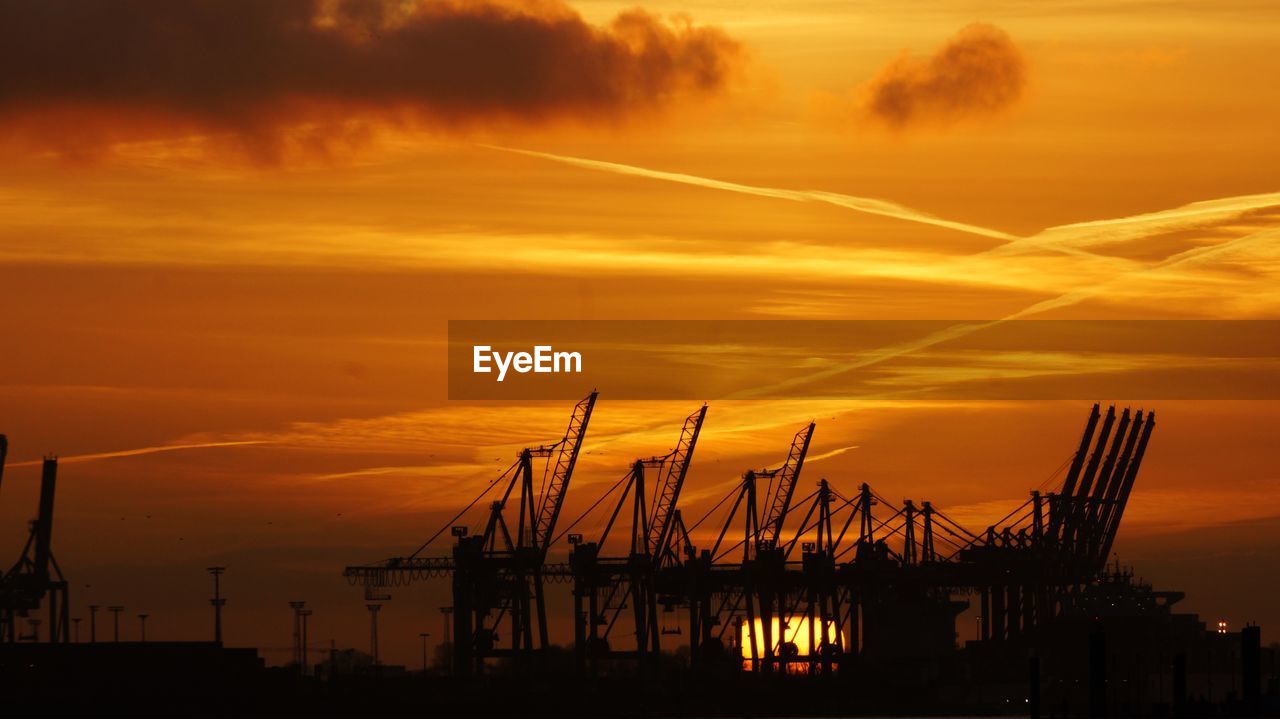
{"left": 932, "top": 508, "right": 986, "bottom": 539}
{"left": 552, "top": 470, "right": 632, "bottom": 546}
{"left": 1037, "top": 453, "right": 1075, "bottom": 493}
{"left": 687, "top": 481, "right": 743, "bottom": 534}
{"left": 407, "top": 458, "right": 520, "bottom": 559}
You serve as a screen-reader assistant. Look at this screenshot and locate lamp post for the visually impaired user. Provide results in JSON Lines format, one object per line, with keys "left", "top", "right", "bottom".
{"left": 108, "top": 606, "right": 124, "bottom": 642}
{"left": 138, "top": 614, "right": 149, "bottom": 642}
{"left": 441, "top": 606, "right": 454, "bottom": 674}
{"left": 419, "top": 632, "right": 431, "bottom": 674}
{"left": 367, "top": 604, "right": 382, "bottom": 666}
{"left": 88, "top": 605, "right": 99, "bottom": 643}
{"left": 288, "top": 601, "right": 312, "bottom": 676}
{"left": 72, "top": 617, "right": 81, "bottom": 643}
{"left": 207, "top": 567, "right": 226, "bottom": 645}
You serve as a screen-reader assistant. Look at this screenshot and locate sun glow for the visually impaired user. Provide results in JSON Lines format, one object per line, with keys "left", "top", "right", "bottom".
{"left": 738, "top": 617, "right": 846, "bottom": 667}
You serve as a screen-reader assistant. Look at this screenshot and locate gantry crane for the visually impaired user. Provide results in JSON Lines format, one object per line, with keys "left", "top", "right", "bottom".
{"left": 343, "top": 402, "right": 1159, "bottom": 676}
{"left": 344, "top": 391, "right": 597, "bottom": 674}
{"left": 962, "top": 404, "right": 1156, "bottom": 642}
{"left": 1, "top": 448, "right": 70, "bottom": 643}
{"left": 567, "top": 405, "right": 707, "bottom": 673}
{"left": 689, "top": 422, "right": 816, "bottom": 671}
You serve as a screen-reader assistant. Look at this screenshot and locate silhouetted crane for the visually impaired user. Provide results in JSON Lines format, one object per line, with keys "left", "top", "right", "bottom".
{"left": 344, "top": 391, "right": 597, "bottom": 674}
{"left": 1, "top": 450, "right": 70, "bottom": 643}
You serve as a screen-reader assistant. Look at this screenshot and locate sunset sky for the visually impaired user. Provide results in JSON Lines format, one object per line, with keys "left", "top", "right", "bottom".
{"left": 2, "top": 0, "right": 1279, "bottom": 666}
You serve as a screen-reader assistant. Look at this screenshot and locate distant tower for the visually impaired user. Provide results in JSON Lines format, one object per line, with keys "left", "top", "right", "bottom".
{"left": 440, "top": 606, "right": 454, "bottom": 674}
{"left": 108, "top": 606, "right": 124, "bottom": 642}
{"left": 289, "top": 601, "right": 311, "bottom": 676}
{"left": 367, "top": 604, "right": 382, "bottom": 665}
{"left": 207, "top": 567, "right": 226, "bottom": 645}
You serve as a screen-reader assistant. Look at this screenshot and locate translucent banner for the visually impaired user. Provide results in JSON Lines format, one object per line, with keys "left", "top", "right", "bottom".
{"left": 447, "top": 320, "right": 1280, "bottom": 400}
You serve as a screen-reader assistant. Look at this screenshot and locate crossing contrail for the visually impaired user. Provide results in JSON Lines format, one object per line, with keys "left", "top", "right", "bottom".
{"left": 489, "top": 145, "right": 1280, "bottom": 263}
{"left": 6, "top": 440, "right": 270, "bottom": 467}
{"left": 489, "top": 144, "right": 1280, "bottom": 396}
{"left": 729, "top": 225, "right": 1280, "bottom": 398}
{"left": 998, "top": 191, "right": 1280, "bottom": 255}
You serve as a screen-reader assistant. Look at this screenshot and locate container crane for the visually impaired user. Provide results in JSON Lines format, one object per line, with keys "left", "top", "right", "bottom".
{"left": 568, "top": 405, "right": 707, "bottom": 673}
{"left": 343, "top": 391, "right": 597, "bottom": 674}
{"left": 1, "top": 454, "right": 70, "bottom": 643}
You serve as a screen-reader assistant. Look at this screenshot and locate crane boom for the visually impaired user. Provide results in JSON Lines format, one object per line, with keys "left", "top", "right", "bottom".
{"left": 647, "top": 405, "right": 707, "bottom": 557}
{"left": 1050, "top": 403, "right": 1100, "bottom": 542}
{"left": 760, "top": 422, "right": 816, "bottom": 546}
{"left": 533, "top": 391, "right": 598, "bottom": 554}
{"left": 1096, "top": 411, "right": 1155, "bottom": 569}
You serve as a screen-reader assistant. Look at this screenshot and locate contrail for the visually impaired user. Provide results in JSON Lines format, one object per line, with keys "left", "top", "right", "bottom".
{"left": 995, "top": 192, "right": 1280, "bottom": 256}
{"left": 485, "top": 145, "right": 1020, "bottom": 243}
{"left": 490, "top": 145, "right": 1280, "bottom": 264}
{"left": 804, "top": 445, "right": 859, "bottom": 463}
{"left": 730, "top": 225, "right": 1280, "bottom": 398}
{"left": 6, "top": 440, "right": 270, "bottom": 467}
{"left": 490, "top": 144, "right": 1280, "bottom": 393}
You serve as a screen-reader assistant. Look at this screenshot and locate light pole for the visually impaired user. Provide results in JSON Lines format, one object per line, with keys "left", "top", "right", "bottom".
{"left": 108, "top": 606, "right": 124, "bottom": 642}
{"left": 207, "top": 567, "right": 226, "bottom": 645}
{"left": 419, "top": 632, "right": 430, "bottom": 674}
{"left": 441, "top": 606, "right": 453, "bottom": 674}
{"left": 289, "top": 601, "right": 304, "bottom": 668}
{"left": 72, "top": 617, "right": 81, "bottom": 643}
{"left": 367, "top": 604, "right": 382, "bottom": 666}
{"left": 300, "top": 608, "right": 311, "bottom": 674}
{"left": 138, "top": 614, "right": 149, "bottom": 642}
{"left": 288, "top": 601, "right": 311, "bottom": 676}
{"left": 88, "top": 605, "right": 99, "bottom": 642}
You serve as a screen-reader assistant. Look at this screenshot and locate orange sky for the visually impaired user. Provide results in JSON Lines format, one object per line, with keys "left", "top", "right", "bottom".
{"left": 1, "top": 0, "right": 1279, "bottom": 665}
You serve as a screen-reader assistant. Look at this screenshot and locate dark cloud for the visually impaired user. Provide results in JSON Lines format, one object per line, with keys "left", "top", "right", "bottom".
{"left": 864, "top": 23, "right": 1026, "bottom": 129}
{"left": 0, "top": 0, "right": 741, "bottom": 156}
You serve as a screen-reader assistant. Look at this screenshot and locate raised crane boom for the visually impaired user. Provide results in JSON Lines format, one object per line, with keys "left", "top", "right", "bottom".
{"left": 759, "top": 422, "right": 816, "bottom": 547}
{"left": 533, "top": 390, "right": 597, "bottom": 555}
{"left": 1096, "top": 410, "right": 1155, "bottom": 569}
{"left": 2, "top": 454, "right": 71, "bottom": 643}
{"left": 647, "top": 405, "right": 707, "bottom": 558}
